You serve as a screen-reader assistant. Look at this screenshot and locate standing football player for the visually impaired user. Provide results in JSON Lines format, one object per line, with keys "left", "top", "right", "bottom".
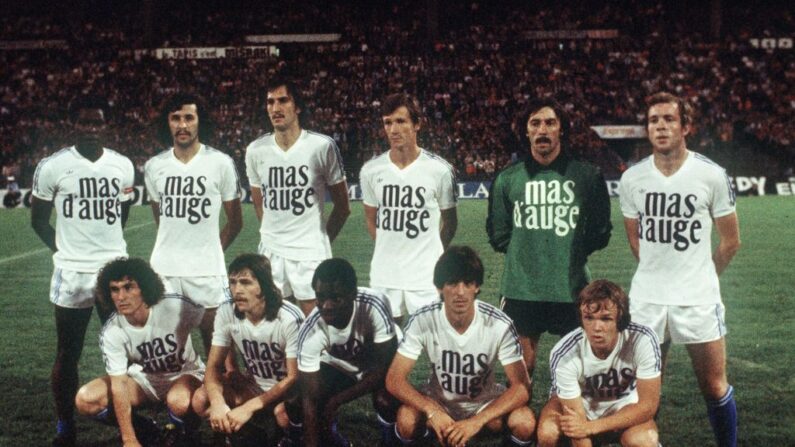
{"left": 386, "top": 246, "right": 536, "bottom": 447}
{"left": 192, "top": 253, "right": 303, "bottom": 445}
{"left": 75, "top": 258, "right": 205, "bottom": 447}
{"left": 487, "top": 98, "right": 612, "bottom": 382}
{"left": 31, "top": 94, "right": 135, "bottom": 446}
{"left": 537, "top": 280, "right": 661, "bottom": 447}
{"left": 619, "top": 92, "right": 741, "bottom": 446}
{"left": 359, "top": 93, "right": 458, "bottom": 325}
{"left": 144, "top": 93, "right": 243, "bottom": 357}
{"left": 281, "top": 258, "right": 400, "bottom": 447}
{"left": 245, "top": 76, "right": 350, "bottom": 317}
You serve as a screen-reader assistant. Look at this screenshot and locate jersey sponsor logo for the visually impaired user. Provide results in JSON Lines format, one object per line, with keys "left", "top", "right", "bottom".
{"left": 639, "top": 192, "right": 701, "bottom": 251}
{"left": 438, "top": 350, "right": 491, "bottom": 399}
{"left": 376, "top": 184, "right": 431, "bottom": 239}
{"left": 328, "top": 337, "right": 363, "bottom": 361}
{"left": 135, "top": 333, "right": 186, "bottom": 373}
{"left": 159, "top": 175, "right": 212, "bottom": 223}
{"left": 581, "top": 367, "right": 635, "bottom": 399}
{"left": 62, "top": 176, "right": 123, "bottom": 224}
{"left": 242, "top": 339, "right": 287, "bottom": 381}
{"left": 264, "top": 165, "right": 316, "bottom": 216}
{"left": 513, "top": 180, "right": 579, "bottom": 236}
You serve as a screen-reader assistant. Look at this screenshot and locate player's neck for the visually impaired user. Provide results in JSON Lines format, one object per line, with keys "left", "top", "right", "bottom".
{"left": 389, "top": 145, "right": 421, "bottom": 169}
{"left": 245, "top": 303, "right": 267, "bottom": 324}
{"left": 445, "top": 307, "right": 475, "bottom": 334}
{"left": 75, "top": 144, "right": 103, "bottom": 162}
{"left": 173, "top": 141, "right": 202, "bottom": 163}
{"left": 125, "top": 306, "right": 150, "bottom": 327}
{"left": 274, "top": 125, "right": 302, "bottom": 151}
{"left": 653, "top": 146, "right": 688, "bottom": 176}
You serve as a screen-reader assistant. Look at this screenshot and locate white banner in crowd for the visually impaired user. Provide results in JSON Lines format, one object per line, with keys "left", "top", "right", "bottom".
{"left": 3, "top": 177, "right": 794, "bottom": 209}
{"left": 590, "top": 125, "right": 647, "bottom": 139}
{"left": 245, "top": 34, "right": 342, "bottom": 43}
{"left": 129, "top": 46, "right": 280, "bottom": 60}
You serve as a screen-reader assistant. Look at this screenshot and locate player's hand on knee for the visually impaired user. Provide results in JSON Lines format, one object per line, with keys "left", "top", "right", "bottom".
{"left": 427, "top": 411, "right": 455, "bottom": 445}
{"left": 227, "top": 405, "right": 255, "bottom": 432}
{"left": 209, "top": 403, "right": 233, "bottom": 433}
{"left": 559, "top": 405, "right": 590, "bottom": 440}
{"left": 442, "top": 418, "right": 483, "bottom": 447}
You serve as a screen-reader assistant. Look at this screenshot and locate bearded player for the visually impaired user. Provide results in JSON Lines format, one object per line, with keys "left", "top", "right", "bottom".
{"left": 31, "top": 94, "right": 135, "bottom": 446}
{"left": 245, "top": 75, "right": 350, "bottom": 317}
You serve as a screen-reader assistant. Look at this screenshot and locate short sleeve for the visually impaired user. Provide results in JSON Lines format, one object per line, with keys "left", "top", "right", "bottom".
{"left": 709, "top": 168, "right": 736, "bottom": 218}
{"left": 297, "top": 321, "right": 325, "bottom": 373}
{"left": 397, "top": 314, "right": 426, "bottom": 360}
{"left": 220, "top": 156, "right": 242, "bottom": 201}
{"left": 552, "top": 355, "right": 582, "bottom": 400}
{"left": 322, "top": 139, "right": 346, "bottom": 186}
{"left": 32, "top": 159, "right": 55, "bottom": 201}
{"left": 633, "top": 328, "right": 662, "bottom": 380}
{"left": 437, "top": 162, "right": 457, "bottom": 210}
{"left": 143, "top": 159, "right": 160, "bottom": 202}
{"left": 618, "top": 173, "right": 638, "bottom": 219}
{"left": 360, "top": 162, "right": 377, "bottom": 207}
{"left": 282, "top": 309, "right": 302, "bottom": 359}
{"left": 100, "top": 325, "right": 130, "bottom": 376}
{"left": 211, "top": 304, "right": 234, "bottom": 347}
{"left": 497, "top": 323, "right": 523, "bottom": 366}
{"left": 369, "top": 293, "right": 397, "bottom": 344}
{"left": 245, "top": 143, "right": 262, "bottom": 188}
{"left": 121, "top": 157, "right": 136, "bottom": 201}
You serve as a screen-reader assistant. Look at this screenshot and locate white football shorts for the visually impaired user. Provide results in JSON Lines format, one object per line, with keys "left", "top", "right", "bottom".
{"left": 161, "top": 275, "right": 230, "bottom": 309}
{"left": 127, "top": 363, "right": 205, "bottom": 402}
{"left": 258, "top": 245, "right": 321, "bottom": 302}
{"left": 630, "top": 301, "right": 727, "bottom": 344}
{"left": 373, "top": 287, "right": 438, "bottom": 318}
{"left": 49, "top": 268, "right": 99, "bottom": 309}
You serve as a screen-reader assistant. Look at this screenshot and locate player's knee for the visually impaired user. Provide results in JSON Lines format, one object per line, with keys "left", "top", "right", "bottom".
{"left": 166, "top": 390, "right": 192, "bottom": 416}
{"left": 622, "top": 427, "right": 659, "bottom": 447}
{"left": 274, "top": 402, "right": 289, "bottom": 429}
{"left": 74, "top": 384, "right": 104, "bottom": 415}
{"left": 395, "top": 405, "right": 424, "bottom": 440}
{"left": 536, "top": 416, "right": 561, "bottom": 446}
{"left": 190, "top": 387, "right": 209, "bottom": 417}
{"left": 507, "top": 407, "right": 536, "bottom": 441}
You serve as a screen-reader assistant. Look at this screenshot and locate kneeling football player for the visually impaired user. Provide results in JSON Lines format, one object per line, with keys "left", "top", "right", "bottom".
{"left": 281, "top": 257, "right": 400, "bottom": 447}
{"left": 386, "top": 246, "right": 536, "bottom": 447}
{"left": 537, "top": 279, "right": 661, "bottom": 447}
{"left": 191, "top": 254, "right": 303, "bottom": 445}
{"left": 75, "top": 258, "right": 205, "bottom": 446}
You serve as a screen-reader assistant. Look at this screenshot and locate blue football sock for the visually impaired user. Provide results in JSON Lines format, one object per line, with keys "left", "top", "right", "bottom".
{"left": 706, "top": 385, "right": 737, "bottom": 447}
{"left": 377, "top": 412, "right": 396, "bottom": 446}
{"left": 56, "top": 418, "right": 75, "bottom": 435}
{"left": 168, "top": 410, "right": 184, "bottom": 428}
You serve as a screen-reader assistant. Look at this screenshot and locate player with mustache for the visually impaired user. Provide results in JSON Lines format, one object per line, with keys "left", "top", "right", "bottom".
{"left": 487, "top": 98, "right": 612, "bottom": 390}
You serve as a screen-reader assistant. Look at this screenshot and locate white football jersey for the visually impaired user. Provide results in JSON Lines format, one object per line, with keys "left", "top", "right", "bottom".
{"left": 144, "top": 145, "right": 242, "bottom": 277}
{"left": 549, "top": 323, "right": 661, "bottom": 420}
{"left": 99, "top": 294, "right": 205, "bottom": 377}
{"left": 32, "top": 147, "right": 134, "bottom": 271}
{"left": 399, "top": 301, "right": 523, "bottom": 413}
{"left": 245, "top": 130, "right": 346, "bottom": 261}
{"left": 212, "top": 300, "right": 304, "bottom": 391}
{"left": 619, "top": 151, "right": 736, "bottom": 305}
{"left": 360, "top": 149, "right": 457, "bottom": 290}
{"left": 297, "top": 288, "right": 396, "bottom": 379}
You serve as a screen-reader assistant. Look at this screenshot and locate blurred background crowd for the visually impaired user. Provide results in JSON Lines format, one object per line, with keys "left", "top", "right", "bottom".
{"left": 1, "top": 0, "right": 792, "bottom": 189}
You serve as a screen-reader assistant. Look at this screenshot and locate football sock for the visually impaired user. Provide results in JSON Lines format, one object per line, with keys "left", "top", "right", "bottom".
{"left": 285, "top": 419, "right": 303, "bottom": 443}
{"left": 706, "top": 385, "right": 737, "bottom": 447}
{"left": 507, "top": 433, "right": 535, "bottom": 446}
{"left": 92, "top": 407, "right": 115, "bottom": 426}
{"left": 56, "top": 418, "right": 75, "bottom": 436}
{"left": 394, "top": 426, "right": 429, "bottom": 445}
{"left": 377, "top": 412, "right": 397, "bottom": 446}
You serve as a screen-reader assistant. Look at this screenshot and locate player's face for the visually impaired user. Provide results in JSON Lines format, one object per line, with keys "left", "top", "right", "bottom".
{"left": 439, "top": 280, "right": 479, "bottom": 318}
{"left": 267, "top": 85, "right": 301, "bottom": 132}
{"left": 314, "top": 280, "right": 355, "bottom": 329}
{"left": 74, "top": 108, "right": 107, "bottom": 150}
{"left": 168, "top": 104, "right": 200, "bottom": 150}
{"left": 108, "top": 277, "right": 147, "bottom": 317}
{"left": 229, "top": 268, "right": 265, "bottom": 317}
{"left": 527, "top": 107, "right": 562, "bottom": 162}
{"left": 580, "top": 300, "right": 620, "bottom": 358}
{"left": 647, "top": 102, "right": 690, "bottom": 155}
{"left": 382, "top": 106, "right": 420, "bottom": 151}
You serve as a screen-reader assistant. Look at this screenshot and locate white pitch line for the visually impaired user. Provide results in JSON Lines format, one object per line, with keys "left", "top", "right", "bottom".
{"left": 0, "top": 221, "right": 153, "bottom": 266}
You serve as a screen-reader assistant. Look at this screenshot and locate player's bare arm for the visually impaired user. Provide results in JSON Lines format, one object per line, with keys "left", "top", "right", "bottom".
{"left": 443, "top": 359, "right": 531, "bottom": 447}
{"left": 299, "top": 370, "right": 324, "bottom": 447}
{"left": 623, "top": 217, "right": 641, "bottom": 261}
{"left": 120, "top": 199, "right": 132, "bottom": 228}
{"left": 220, "top": 199, "right": 243, "bottom": 250}
{"left": 364, "top": 204, "right": 378, "bottom": 240}
{"left": 325, "top": 180, "right": 351, "bottom": 243}
{"left": 561, "top": 376, "right": 660, "bottom": 438}
{"left": 109, "top": 374, "right": 141, "bottom": 447}
{"left": 386, "top": 353, "right": 455, "bottom": 444}
{"left": 30, "top": 196, "right": 57, "bottom": 251}
{"left": 250, "top": 186, "right": 264, "bottom": 222}
{"left": 440, "top": 207, "right": 458, "bottom": 249}
{"left": 149, "top": 202, "right": 160, "bottom": 226}
{"left": 227, "top": 357, "right": 298, "bottom": 431}
{"left": 713, "top": 212, "right": 741, "bottom": 275}
{"left": 203, "top": 344, "right": 234, "bottom": 433}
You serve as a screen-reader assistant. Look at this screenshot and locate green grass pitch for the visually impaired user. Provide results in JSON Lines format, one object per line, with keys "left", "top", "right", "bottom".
{"left": 0, "top": 197, "right": 792, "bottom": 446}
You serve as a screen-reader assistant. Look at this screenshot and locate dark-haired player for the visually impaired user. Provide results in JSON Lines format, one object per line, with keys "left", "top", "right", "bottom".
{"left": 360, "top": 93, "right": 458, "bottom": 325}
{"left": 281, "top": 258, "right": 399, "bottom": 447}
{"left": 487, "top": 98, "right": 612, "bottom": 382}
{"left": 619, "top": 92, "right": 741, "bottom": 447}
{"left": 386, "top": 246, "right": 536, "bottom": 447}
{"left": 31, "top": 94, "right": 135, "bottom": 446}
{"left": 537, "top": 280, "right": 661, "bottom": 447}
{"left": 144, "top": 93, "right": 243, "bottom": 357}
{"left": 245, "top": 76, "right": 350, "bottom": 317}
{"left": 192, "top": 253, "right": 303, "bottom": 444}
{"left": 75, "top": 258, "right": 205, "bottom": 447}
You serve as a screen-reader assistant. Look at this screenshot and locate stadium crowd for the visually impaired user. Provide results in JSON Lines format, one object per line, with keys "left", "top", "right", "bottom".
{"left": 1, "top": 0, "right": 792, "bottom": 189}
